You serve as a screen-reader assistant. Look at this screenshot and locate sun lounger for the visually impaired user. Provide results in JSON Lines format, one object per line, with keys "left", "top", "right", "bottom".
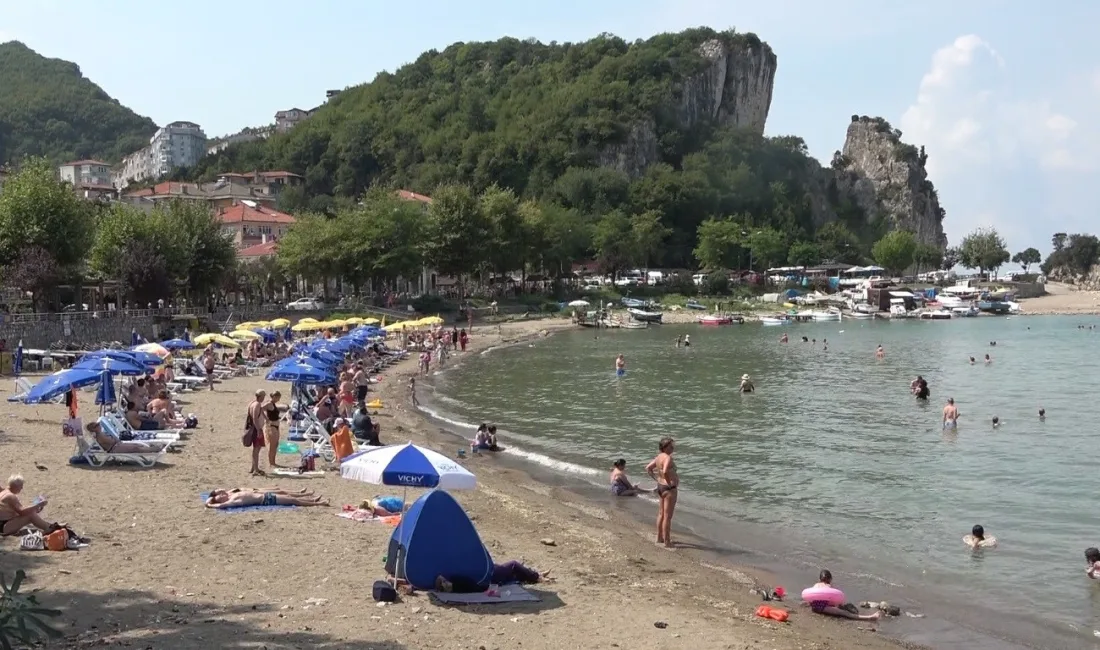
{"left": 8, "top": 377, "right": 66, "bottom": 403}
{"left": 75, "top": 431, "right": 168, "bottom": 468}
{"left": 100, "top": 413, "right": 182, "bottom": 445}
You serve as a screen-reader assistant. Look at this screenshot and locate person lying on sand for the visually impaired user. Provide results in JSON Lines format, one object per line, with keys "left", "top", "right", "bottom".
{"left": 964, "top": 524, "right": 997, "bottom": 548}
{"left": 214, "top": 488, "right": 315, "bottom": 497}
{"left": 358, "top": 497, "right": 402, "bottom": 517}
{"left": 0, "top": 474, "right": 64, "bottom": 536}
{"left": 434, "top": 561, "right": 552, "bottom": 592}
{"left": 205, "top": 491, "right": 329, "bottom": 509}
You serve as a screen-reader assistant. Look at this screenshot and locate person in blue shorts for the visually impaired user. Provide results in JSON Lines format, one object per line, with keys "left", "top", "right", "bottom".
{"left": 615, "top": 353, "right": 626, "bottom": 377}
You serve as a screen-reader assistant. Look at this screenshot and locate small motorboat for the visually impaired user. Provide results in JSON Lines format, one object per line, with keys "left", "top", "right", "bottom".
{"left": 919, "top": 309, "right": 952, "bottom": 320}
{"left": 811, "top": 308, "right": 842, "bottom": 322}
{"left": 685, "top": 300, "right": 707, "bottom": 310}
{"left": 619, "top": 320, "right": 649, "bottom": 329}
{"left": 760, "top": 316, "right": 790, "bottom": 326}
{"left": 951, "top": 305, "right": 979, "bottom": 317}
{"left": 620, "top": 297, "right": 648, "bottom": 308}
{"left": 627, "top": 307, "right": 663, "bottom": 323}
{"left": 847, "top": 311, "right": 875, "bottom": 320}
{"left": 697, "top": 315, "right": 732, "bottom": 326}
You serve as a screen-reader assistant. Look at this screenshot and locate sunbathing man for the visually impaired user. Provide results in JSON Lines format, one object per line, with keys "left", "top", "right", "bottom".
{"left": 210, "top": 487, "right": 316, "bottom": 499}
{"left": 124, "top": 400, "right": 161, "bottom": 430}
{"left": 86, "top": 421, "right": 169, "bottom": 453}
{"left": 205, "top": 490, "right": 329, "bottom": 509}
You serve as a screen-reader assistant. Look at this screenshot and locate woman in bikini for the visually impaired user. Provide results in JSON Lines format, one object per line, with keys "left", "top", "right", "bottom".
{"left": 646, "top": 437, "right": 679, "bottom": 548}
{"left": 338, "top": 372, "right": 357, "bottom": 417}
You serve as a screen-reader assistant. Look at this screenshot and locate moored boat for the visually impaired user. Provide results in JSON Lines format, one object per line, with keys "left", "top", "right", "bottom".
{"left": 685, "top": 300, "right": 707, "bottom": 310}
{"left": 697, "top": 315, "right": 733, "bottom": 326}
{"left": 626, "top": 307, "right": 663, "bottom": 323}
{"left": 619, "top": 319, "right": 649, "bottom": 329}
{"left": 760, "top": 316, "right": 790, "bottom": 326}
{"left": 919, "top": 308, "right": 952, "bottom": 320}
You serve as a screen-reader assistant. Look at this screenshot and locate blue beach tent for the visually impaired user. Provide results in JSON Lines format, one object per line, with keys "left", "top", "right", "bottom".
{"left": 385, "top": 490, "right": 493, "bottom": 590}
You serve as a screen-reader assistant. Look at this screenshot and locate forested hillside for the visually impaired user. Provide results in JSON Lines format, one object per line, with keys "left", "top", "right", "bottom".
{"left": 0, "top": 41, "right": 157, "bottom": 164}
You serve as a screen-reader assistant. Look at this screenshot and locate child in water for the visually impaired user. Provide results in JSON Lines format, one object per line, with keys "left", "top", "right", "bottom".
{"left": 1084, "top": 547, "right": 1100, "bottom": 578}
{"left": 964, "top": 524, "right": 997, "bottom": 548}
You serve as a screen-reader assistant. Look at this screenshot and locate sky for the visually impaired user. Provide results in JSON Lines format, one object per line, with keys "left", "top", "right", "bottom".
{"left": 2, "top": 0, "right": 1097, "bottom": 256}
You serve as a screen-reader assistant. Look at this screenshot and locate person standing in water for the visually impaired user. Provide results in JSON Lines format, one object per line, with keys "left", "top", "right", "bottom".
{"left": 738, "top": 374, "right": 755, "bottom": 393}
{"left": 646, "top": 437, "right": 679, "bottom": 548}
{"left": 984, "top": 354, "right": 992, "bottom": 364}
{"left": 615, "top": 354, "right": 626, "bottom": 378}
{"left": 912, "top": 376, "right": 930, "bottom": 401}
{"left": 683, "top": 334, "right": 691, "bottom": 348}
{"left": 943, "top": 397, "right": 959, "bottom": 429}
{"left": 875, "top": 344, "right": 885, "bottom": 360}
{"left": 675, "top": 335, "right": 682, "bottom": 348}
{"left": 779, "top": 333, "right": 788, "bottom": 343}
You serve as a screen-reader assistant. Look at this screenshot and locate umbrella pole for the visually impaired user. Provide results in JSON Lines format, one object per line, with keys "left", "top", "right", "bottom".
{"left": 391, "top": 485, "right": 408, "bottom": 589}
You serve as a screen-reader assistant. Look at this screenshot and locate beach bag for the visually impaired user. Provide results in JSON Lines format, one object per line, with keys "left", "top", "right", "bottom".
{"left": 20, "top": 531, "right": 44, "bottom": 551}
{"left": 45, "top": 528, "right": 69, "bottom": 552}
{"left": 242, "top": 413, "right": 257, "bottom": 447}
{"left": 372, "top": 580, "right": 397, "bottom": 602}
{"left": 184, "top": 414, "right": 198, "bottom": 429}
{"left": 61, "top": 417, "right": 82, "bottom": 438}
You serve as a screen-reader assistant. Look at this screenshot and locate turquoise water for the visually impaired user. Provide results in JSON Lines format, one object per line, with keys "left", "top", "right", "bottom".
{"left": 426, "top": 315, "right": 1100, "bottom": 648}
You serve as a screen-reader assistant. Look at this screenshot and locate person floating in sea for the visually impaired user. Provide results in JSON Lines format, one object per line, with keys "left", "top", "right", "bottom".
{"left": 875, "top": 344, "right": 885, "bottom": 360}
{"left": 1084, "top": 547, "right": 1100, "bottom": 578}
{"left": 1039, "top": 407, "right": 1046, "bottom": 421}
{"left": 911, "top": 375, "right": 929, "bottom": 401}
{"left": 969, "top": 356, "right": 976, "bottom": 365}
{"left": 779, "top": 333, "right": 788, "bottom": 344}
{"left": 822, "top": 338, "right": 828, "bottom": 352}
{"left": 992, "top": 416, "right": 1001, "bottom": 429}
{"left": 801, "top": 336, "right": 809, "bottom": 343}
{"left": 683, "top": 334, "right": 691, "bottom": 348}
{"left": 943, "top": 397, "right": 959, "bottom": 429}
{"left": 739, "top": 374, "right": 755, "bottom": 393}
{"left": 964, "top": 524, "right": 997, "bottom": 548}
{"left": 984, "top": 354, "right": 992, "bottom": 364}
{"left": 615, "top": 353, "right": 626, "bottom": 378}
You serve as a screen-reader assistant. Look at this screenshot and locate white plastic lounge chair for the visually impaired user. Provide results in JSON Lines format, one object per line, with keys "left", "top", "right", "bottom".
{"left": 290, "top": 410, "right": 353, "bottom": 463}
{"left": 8, "top": 377, "right": 67, "bottom": 404}
{"left": 75, "top": 431, "right": 168, "bottom": 468}
{"left": 101, "top": 412, "right": 183, "bottom": 443}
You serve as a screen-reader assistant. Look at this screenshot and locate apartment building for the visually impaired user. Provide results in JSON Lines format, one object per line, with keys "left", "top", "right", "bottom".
{"left": 114, "top": 121, "right": 207, "bottom": 188}
{"left": 206, "top": 126, "right": 273, "bottom": 155}
{"left": 119, "top": 170, "right": 301, "bottom": 210}
{"left": 58, "top": 160, "right": 112, "bottom": 187}
{"left": 274, "top": 108, "right": 312, "bottom": 133}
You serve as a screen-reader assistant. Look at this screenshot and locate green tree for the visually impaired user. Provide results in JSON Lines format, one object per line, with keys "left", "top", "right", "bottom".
{"left": 525, "top": 202, "right": 590, "bottom": 278}
{"left": 480, "top": 184, "right": 525, "bottom": 279}
{"left": 160, "top": 200, "right": 237, "bottom": 300}
{"left": 0, "top": 157, "right": 93, "bottom": 269}
{"left": 787, "top": 241, "right": 821, "bottom": 267}
{"left": 747, "top": 227, "right": 787, "bottom": 271}
{"left": 422, "top": 184, "right": 490, "bottom": 285}
{"left": 1052, "top": 233, "right": 1068, "bottom": 252}
{"left": 592, "top": 210, "right": 636, "bottom": 277}
{"left": 814, "top": 222, "right": 861, "bottom": 264}
{"left": 630, "top": 210, "right": 671, "bottom": 269}
{"left": 88, "top": 202, "right": 177, "bottom": 304}
{"left": 1011, "top": 247, "right": 1041, "bottom": 274}
{"left": 357, "top": 190, "right": 426, "bottom": 286}
{"left": 959, "top": 227, "right": 1011, "bottom": 278}
{"left": 942, "top": 246, "right": 961, "bottom": 270}
{"left": 693, "top": 217, "right": 743, "bottom": 270}
{"left": 278, "top": 213, "right": 341, "bottom": 296}
{"left": 912, "top": 243, "right": 943, "bottom": 275}
{"left": 871, "top": 230, "right": 917, "bottom": 276}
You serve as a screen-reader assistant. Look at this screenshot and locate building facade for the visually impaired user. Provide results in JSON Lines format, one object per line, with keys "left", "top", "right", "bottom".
{"left": 58, "top": 160, "right": 112, "bottom": 187}
{"left": 114, "top": 121, "right": 207, "bottom": 188}
{"left": 217, "top": 200, "right": 296, "bottom": 248}
{"left": 274, "top": 108, "right": 312, "bottom": 133}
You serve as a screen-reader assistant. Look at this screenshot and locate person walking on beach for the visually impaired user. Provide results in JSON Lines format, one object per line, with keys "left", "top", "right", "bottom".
{"left": 646, "top": 437, "right": 679, "bottom": 549}
{"left": 943, "top": 397, "right": 959, "bottom": 430}
{"left": 204, "top": 348, "right": 216, "bottom": 391}
{"left": 409, "top": 377, "right": 419, "bottom": 408}
{"left": 451, "top": 326, "right": 459, "bottom": 351}
{"left": 247, "top": 390, "right": 266, "bottom": 475}
{"left": 459, "top": 328, "right": 468, "bottom": 352}
{"left": 615, "top": 353, "right": 626, "bottom": 378}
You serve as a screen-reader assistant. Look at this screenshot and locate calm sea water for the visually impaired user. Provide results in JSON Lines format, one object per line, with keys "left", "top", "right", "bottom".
{"left": 425, "top": 315, "right": 1100, "bottom": 648}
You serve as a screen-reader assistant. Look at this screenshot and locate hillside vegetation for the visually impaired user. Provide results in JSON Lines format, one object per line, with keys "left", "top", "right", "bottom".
{"left": 0, "top": 41, "right": 157, "bottom": 164}
{"left": 193, "top": 28, "right": 880, "bottom": 269}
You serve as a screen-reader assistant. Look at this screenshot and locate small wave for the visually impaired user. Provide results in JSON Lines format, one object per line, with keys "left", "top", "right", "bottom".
{"left": 501, "top": 445, "right": 603, "bottom": 478}
{"left": 480, "top": 345, "right": 503, "bottom": 356}
{"left": 417, "top": 405, "right": 479, "bottom": 430}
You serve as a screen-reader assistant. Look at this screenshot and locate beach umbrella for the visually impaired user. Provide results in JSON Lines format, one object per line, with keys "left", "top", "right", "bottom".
{"left": 340, "top": 442, "right": 477, "bottom": 490}
{"left": 361, "top": 317, "right": 380, "bottom": 325}
{"left": 344, "top": 317, "right": 365, "bottom": 325}
{"left": 161, "top": 338, "right": 195, "bottom": 351}
{"left": 275, "top": 355, "right": 334, "bottom": 371}
{"left": 132, "top": 342, "right": 171, "bottom": 358}
{"left": 82, "top": 349, "right": 160, "bottom": 368}
{"left": 254, "top": 328, "right": 277, "bottom": 342}
{"left": 384, "top": 321, "right": 414, "bottom": 332}
{"left": 324, "top": 319, "right": 347, "bottom": 329}
{"left": 229, "top": 329, "right": 262, "bottom": 340}
{"left": 297, "top": 317, "right": 319, "bottom": 324}
{"left": 291, "top": 321, "right": 321, "bottom": 332}
{"left": 417, "top": 316, "right": 444, "bottom": 326}
{"left": 13, "top": 339, "right": 22, "bottom": 377}
{"left": 22, "top": 367, "right": 104, "bottom": 404}
{"left": 265, "top": 362, "right": 336, "bottom": 385}
{"left": 567, "top": 300, "right": 589, "bottom": 308}
{"left": 73, "top": 356, "right": 146, "bottom": 376}
{"left": 193, "top": 333, "right": 240, "bottom": 348}
{"left": 94, "top": 368, "right": 116, "bottom": 408}
{"left": 269, "top": 318, "right": 290, "bottom": 328}
{"left": 307, "top": 347, "right": 343, "bottom": 365}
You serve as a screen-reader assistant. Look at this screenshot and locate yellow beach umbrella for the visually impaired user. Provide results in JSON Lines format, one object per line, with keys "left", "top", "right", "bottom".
{"left": 361, "top": 317, "right": 380, "bottom": 325}
{"left": 269, "top": 318, "right": 290, "bottom": 328}
{"left": 344, "top": 317, "right": 365, "bottom": 325}
{"left": 193, "top": 333, "right": 240, "bottom": 348}
{"left": 133, "top": 342, "right": 171, "bottom": 358}
{"left": 384, "top": 321, "right": 413, "bottom": 332}
{"left": 323, "top": 319, "right": 347, "bottom": 329}
{"left": 291, "top": 322, "right": 321, "bottom": 332}
{"left": 417, "top": 316, "right": 444, "bottom": 326}
{"left": 297, "top": 317, "right": 319, "bottom": 325}
{"left": 236, "top": 322, "right": 257, "bottom": 330}
{"left": 229, "top": 330, "right": 262, "bottom": 340}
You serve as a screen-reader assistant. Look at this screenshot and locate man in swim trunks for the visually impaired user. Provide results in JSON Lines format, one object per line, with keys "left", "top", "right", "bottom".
{"left": 615, "top": 354, "right": 625, "bottom": 377}
{"left": 943, "top": 397, "right": 959, "bottom": 429}
{"left": 205, "top": 490, "right": 329, "bottom": 508}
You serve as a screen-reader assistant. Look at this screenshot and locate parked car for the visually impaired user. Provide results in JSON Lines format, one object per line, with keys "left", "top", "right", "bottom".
{"left": 286, "top": 297, "right": 324, "bottom": 311}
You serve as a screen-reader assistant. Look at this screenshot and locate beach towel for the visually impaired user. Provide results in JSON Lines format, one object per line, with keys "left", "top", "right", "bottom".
{"left": 336, "top": 509, "right": 401, "bottom": 524}
{"left": 200, "top": 493, "right": 297, "bottom": 513}
{"left": 269, "top": 468, "right": 324, "bottom": 478}
{"left": 430, "top": 585, "right": 540, "bottom": 605}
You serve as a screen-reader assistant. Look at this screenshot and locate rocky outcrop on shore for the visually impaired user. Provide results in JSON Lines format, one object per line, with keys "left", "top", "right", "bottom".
{"left": 1046, "top": 265, "right": 1100, "bottom": 291}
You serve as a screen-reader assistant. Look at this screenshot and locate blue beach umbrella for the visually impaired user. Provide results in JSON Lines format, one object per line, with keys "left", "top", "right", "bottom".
{"left": 265, "top": 362, "right": 336, "bottom": 385}
{"left": 341, "top": 442, "right": 477, "bottom": 489}
{"left": 22, "top": 367, "right": 104, "bottom": 404}
{"left": 73, "top": 356, "right": 146, "bottom": 376}
{"left": 308, "top": 347, "right": 342, "bottom": 365}
{"left": 254, "top": 328, "right": 277, "bottom": 343}
{"left": 95, "top": 369, "right": 116, "bottom": 407}
{"left": 276, "top": 355, "right": 335, "bottom": 371}
{"left": 85, "top": 349, "right": 160, "bottom": 368}
{"left": 161, "top": 338, "right": 195, "bottom": 351}
{"left": 13, "top": 339, "right": 22, "bottom": 377}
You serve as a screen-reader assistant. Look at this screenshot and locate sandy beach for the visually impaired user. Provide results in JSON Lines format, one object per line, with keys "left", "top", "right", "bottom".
{"left": 0, "top": 320, "right": 916, "bottom": 650}
{"left": 1018, "top": 282, "right": 1100, "bottom": 315}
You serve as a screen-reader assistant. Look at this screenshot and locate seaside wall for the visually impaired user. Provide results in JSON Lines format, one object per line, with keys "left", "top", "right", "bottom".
{"left": 0, "top": 316, "right": 161, "bottom": 349}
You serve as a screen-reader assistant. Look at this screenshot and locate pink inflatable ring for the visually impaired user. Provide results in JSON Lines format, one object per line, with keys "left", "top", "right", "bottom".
{"left": 801, "top": 586, "right": 845, "bottom": 606}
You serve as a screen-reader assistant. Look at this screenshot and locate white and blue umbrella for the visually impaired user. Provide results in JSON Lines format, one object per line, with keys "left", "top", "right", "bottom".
{"left": 12, "top": 339, "right": 22, "bottom": 377}
{"left": 73, "top": 356, "right": 145, "bottom": 376}
{"left": 94, "top": 369, "right": 116, "bottom": 407}
{"left": 266, "top": 362, "right": 336, "bottom": 385}
{"left": 275, "top": 355, "right": 334, "bottom": 372}
{"left": 340, "top": 442, "right": 477, "bottom": 490}
{"left": 22, "top": 367, "right": 104, "bottom": 404}
{"left": 161, "top": 338, "right": 194, "bottom": 351}
{"left": 83, "top": 349, "right": 160, "bottom": 368}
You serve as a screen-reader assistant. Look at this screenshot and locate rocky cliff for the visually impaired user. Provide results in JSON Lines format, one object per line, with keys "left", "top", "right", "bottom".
{"left": 598, "top": 37, "right": 777, "bottom": 176}
{"left": 831, "top": 116, "right": 947, "bottom": 248}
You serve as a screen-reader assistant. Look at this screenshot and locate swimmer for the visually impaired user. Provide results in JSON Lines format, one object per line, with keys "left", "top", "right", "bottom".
{"left": 991, "top": 415, "right": 1000, "bottom": 429}
{"left": 675, "top": 335, "right": 682, "bottom": 348}
{"left": 779, "top": 333, "right": 788, "bottom": 343}
{"left": 875, "top": 344, "right": 885, "bottom": 360}
{"left": 969, "top": 356, "right": 975, "bottom": 365}
{"left": 943, "top": 397, "right": 959, "bottom": 429}
{"left": 683, "top": 334, "right": 691, "bottom": 348}
{"left": 1085, "top": 547, "right": 1100, "bottom": 578}
{"left": 1039, "top": 408, "right": 1046, "bottom": 421}
{"left": 738, "top": 374, "right": 754, "bottom": 393}
{"left": 989, "top": 341, "right": 997, "bottom": 346}
{"left": 911, "top": 375, "right": 929, "bottom": 400}
{"left": 964, "top": 524, "right": 997, "bottom": 548}
{"left": 806, "top": 570, "right": 882, "bottom": 621}
{"left": 984, "top": 354, "right": 992, "bottom": 364}
{"left": 801, "top": 336, "right": 809, "bottom": 343}
{"left": 615, "top": 353, "right": 626, "bottom": 377}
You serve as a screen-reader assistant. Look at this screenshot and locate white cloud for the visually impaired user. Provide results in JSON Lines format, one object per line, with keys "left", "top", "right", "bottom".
{"left": 899, "top": 35, "right": 1099, "bottom": 252}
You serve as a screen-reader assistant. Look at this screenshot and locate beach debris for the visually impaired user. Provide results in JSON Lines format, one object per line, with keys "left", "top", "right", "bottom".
{"left": 653, "top": 621, "right": 668, "bottom": 629}
{"left": 34, "top": 462, "right": 47, "bottom": 471}
{"left": 303, "top": 597, "right": 328, "bottom": 606}
{"left": 859, "top": 601, "right": 902, "bottom": 617}
{"left": 539, "top": 538, "right": 556, "bottom": 547}
{"left": 905, "top": 612, "right": 925, "bottom": 618}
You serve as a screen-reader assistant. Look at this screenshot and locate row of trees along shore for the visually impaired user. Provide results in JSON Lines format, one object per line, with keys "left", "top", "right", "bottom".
{"left": 0, "top": 157, "right": 1082, "bottom": 312}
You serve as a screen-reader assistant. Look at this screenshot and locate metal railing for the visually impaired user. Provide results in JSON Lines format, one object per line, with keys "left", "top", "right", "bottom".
{"left": 1, "top": 306, "right": 197, "bottom": 324}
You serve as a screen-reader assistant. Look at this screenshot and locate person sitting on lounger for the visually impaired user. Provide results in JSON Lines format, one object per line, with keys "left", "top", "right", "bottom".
{"left": 147, "top": 390, "right": 182, "bottom": 427}
{"left": 124, "top": 400, "right": 161, "bottom": 430}
{"left": 204, "top": 490, "right": 329, "bottom": 508}
{"left": 86, "top": 421, "right": 167, "bottom": 453}
{"left": 0, "top": 474, "right": 62, "bottom": 536}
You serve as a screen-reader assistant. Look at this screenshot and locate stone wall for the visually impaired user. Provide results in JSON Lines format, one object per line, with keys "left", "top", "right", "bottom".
{"left": 0, "top": 316, "right": 165, "bottom": 349}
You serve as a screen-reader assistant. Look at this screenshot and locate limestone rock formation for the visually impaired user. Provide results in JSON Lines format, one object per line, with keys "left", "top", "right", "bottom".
{"left": 597, "top": 37, "right": 777, "bottom": 177}
{"left": 832, "top": 116, "right": 947, "bottom": 248}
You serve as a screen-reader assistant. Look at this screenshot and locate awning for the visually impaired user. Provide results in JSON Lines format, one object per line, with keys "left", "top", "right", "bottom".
{"left": 889, "top": 291, "right": 913, "bottom": 298}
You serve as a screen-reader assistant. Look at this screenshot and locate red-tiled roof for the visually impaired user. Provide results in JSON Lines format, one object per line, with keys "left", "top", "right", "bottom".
{"left": 76, "top": 183, "right": 116, "bottom": 191}
{"left": 61, "top": 159, "right": 111, "bottom": 167}
{"left": 396, "top": 189, "right": 432, "bottom": 204}
{"left": 218, "top": 203, "right": 296, "bottom": 225}
{"left": 258, "top": 171, "right": 301, "bottom": 179}
{"left": 238, "top": 241, "right": 278, "bottom": 257}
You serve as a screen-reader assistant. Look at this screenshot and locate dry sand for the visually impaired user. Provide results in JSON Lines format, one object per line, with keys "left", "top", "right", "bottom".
{"left": 0, "top": 320, "right": 916, "bottom": 650}
{"left": 1018, "top": 282, "right": 1100, "bottom": 315}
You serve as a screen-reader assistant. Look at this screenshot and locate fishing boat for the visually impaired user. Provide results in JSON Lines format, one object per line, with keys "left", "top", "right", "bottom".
{"left": 626, "top": 307, "right": 663, "bottom": 323}
{"left": 760, "top": 316, "right": 790, "bottom": 326}
{"left": 620, "top": 297, "right": 648, "bottom": 308}
{"left": 811, "top": 308, "right": 842, "bottom": 322}
{"left": 619, "top": 319, "right": 649, "bottom": 329}
{"left": 918, "top": 308, "right": 952, "bottom": 320}
{"left": 697, "top": 315, "right": 733, "bottom": 326}
{"left": 977, "top": 297, "right": 1012, "bottom": 314}
{"left": 685, "top": 300, "right": 707, "bottom": 310}
{"left": 951, "top": 305, "right": 980, "bottom": 317}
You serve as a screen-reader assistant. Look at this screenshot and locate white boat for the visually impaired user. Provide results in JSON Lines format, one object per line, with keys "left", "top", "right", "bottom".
{"left": 760, "top": 316, "right": 790, "bottom": 326}
{"left": 626, "top": 307, "right": 662, "bottom": 323}
{"left": 847, "top": 311, "right": 876, "bottom": 320}
{"left": 619, "top": 319, "right": 649, "bottom": 329}
{"left": 951, "top": 305, "right": 979, "bottom": 317}
{"left": 889, "top": 304, "right": 913, "bottom": 319}
{"left": 919, "top": 309, "right": 953, "bottom": 320}
{"left": 811, "top": 308, "right": 842, "bottom": 322}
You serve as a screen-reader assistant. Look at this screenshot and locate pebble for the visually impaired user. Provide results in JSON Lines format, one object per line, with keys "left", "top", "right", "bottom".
{"left": 539, "top": 538, "right": 556, "bottom": 546}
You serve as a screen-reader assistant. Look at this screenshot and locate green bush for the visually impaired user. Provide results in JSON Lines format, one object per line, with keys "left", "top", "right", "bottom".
{"left": 662, "top": 274, "right": 697, "bottom": 297}
{"left": 0, "top": 570, "right": 62, "bottom": 648}
{"left": 704, "top": 272, "right": 730, "bottom": 295}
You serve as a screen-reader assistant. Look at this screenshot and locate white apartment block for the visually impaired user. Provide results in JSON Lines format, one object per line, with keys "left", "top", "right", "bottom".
{"left": 113, "top": 121, "right": 207, "bottom": 188}
{"left": 58, "top": 160, "right": 112, "bottom": 187}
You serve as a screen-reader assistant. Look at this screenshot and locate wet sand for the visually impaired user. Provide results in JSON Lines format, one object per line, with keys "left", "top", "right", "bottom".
{"left": 0, "top": 320, "right": 916, "bottom": 650}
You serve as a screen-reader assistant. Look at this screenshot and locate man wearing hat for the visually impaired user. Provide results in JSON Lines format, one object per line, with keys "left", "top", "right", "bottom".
{"left": 738, "top": 374, "right": 755, "bottom": 393}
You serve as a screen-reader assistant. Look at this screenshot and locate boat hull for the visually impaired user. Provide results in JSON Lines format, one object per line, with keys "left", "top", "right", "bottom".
{"left": 698, "top": 317, "right": 732, "bottom": 326}
{"left": 627, "top": 308, "right": 663, "bottom": 323}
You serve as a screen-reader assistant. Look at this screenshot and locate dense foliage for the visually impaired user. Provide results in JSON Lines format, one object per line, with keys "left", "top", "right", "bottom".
{"left": 958, "top": 227, "right": 1010, "bottom": 277}
{"left": 1042, "top": 232, "right": 1098, "bottom": 275}
{"left": 0, "top": 159, "right": 235, "bottom": 309}
{"left": 0, "top": 42, "right": 157, "bottom": 164}
{"left": 189, "top": 28, "right": 899, "bottom": 269}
